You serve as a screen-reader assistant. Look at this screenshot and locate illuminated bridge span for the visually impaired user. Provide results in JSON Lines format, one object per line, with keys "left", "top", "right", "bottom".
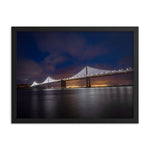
{"left": 31, "top": 76, "right": 59, "bottom": 87}
{"left": 31, "top": 66, "right": 133, "bottom": 88}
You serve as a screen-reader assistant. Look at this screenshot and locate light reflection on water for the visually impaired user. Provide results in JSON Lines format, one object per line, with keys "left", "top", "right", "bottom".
{"left": 17, "top": 86, "right": 133, "bottom": 119}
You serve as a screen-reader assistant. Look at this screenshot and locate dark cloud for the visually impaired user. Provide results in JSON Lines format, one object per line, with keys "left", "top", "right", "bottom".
{"left": 117, "top": 56, "right": 133, "bottom": 68}
{"left": 41, "top": 54, "right": 68, "bottom": 74}
{"left": 82, "top": 45, "right": 108, "bottom": 60}
{"left": 17, "top": 59, "right": 47, "bottom": 83}
{"left": 33, "top": 32, "right": 107, "bottom": 61}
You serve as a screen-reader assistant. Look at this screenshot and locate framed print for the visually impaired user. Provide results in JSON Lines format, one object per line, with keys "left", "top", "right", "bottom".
{"left": 12, "top": 27, "right": 138, "bottom": 123}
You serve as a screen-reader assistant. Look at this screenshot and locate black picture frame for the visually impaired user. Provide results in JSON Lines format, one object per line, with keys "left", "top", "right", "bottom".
{"left": 12, "top": 27, "right": 138, "bottom": 123}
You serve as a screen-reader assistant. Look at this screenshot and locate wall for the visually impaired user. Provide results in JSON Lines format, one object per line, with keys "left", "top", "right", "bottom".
{"left": 0, "top": 1, "right": 149, "bottom": 150}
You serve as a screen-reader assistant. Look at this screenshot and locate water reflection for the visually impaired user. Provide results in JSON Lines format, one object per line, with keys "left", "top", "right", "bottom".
{"left": 17, "top": 86, "right": 133, "bottom": 119}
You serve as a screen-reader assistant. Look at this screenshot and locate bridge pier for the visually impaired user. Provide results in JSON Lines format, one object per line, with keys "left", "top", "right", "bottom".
{"left": 61, "top": 80, "right": 66, "bottom": 88}
{"left": 86, "top": 77, "right": 91, "bottom": 88}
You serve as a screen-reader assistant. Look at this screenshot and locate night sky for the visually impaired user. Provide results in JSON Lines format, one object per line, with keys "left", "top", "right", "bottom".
{"left": 17, "top": 31, "right": 133, "bottom": 84}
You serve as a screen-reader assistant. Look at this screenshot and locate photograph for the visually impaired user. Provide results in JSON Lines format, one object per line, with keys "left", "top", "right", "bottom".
{"left": 12, "top": 27, "right": 138, "bottom": 123}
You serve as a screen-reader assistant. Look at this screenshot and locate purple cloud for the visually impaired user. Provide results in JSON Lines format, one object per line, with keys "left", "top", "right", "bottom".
{"left": 17, "top": 59, "right": 47, "bottom": 83}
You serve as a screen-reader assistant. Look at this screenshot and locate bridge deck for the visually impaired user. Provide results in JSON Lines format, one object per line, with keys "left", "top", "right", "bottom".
{"left": 64, "top": 70, "right": 133, "bottom": 81}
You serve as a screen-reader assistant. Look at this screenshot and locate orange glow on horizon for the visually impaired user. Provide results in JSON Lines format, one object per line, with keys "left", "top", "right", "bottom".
{"left": 66, "top": 86, "right": 86, "bottom": 88}
{"left": 92, "top": 84, "right": 108, "bottom": 87}
{"left": 66, "top": 84, "right": 109, "bottom": 88}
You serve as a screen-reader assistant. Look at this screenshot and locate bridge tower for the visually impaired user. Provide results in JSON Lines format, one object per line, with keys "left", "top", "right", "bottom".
{"left": 86, "top": 66, "right": 91, "bottom": 88}
{"left": 61, "top": 80, "right": 66, "bottom": 88}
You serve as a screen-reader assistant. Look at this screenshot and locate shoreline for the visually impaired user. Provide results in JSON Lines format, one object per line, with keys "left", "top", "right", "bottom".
{"left": 17, "top": 84, "right": 133, "bottom": 90}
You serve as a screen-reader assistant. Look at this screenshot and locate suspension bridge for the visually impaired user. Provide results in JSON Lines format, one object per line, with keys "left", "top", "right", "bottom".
{"left": 31, "top": 66, "right": 133, "bottom": 88}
